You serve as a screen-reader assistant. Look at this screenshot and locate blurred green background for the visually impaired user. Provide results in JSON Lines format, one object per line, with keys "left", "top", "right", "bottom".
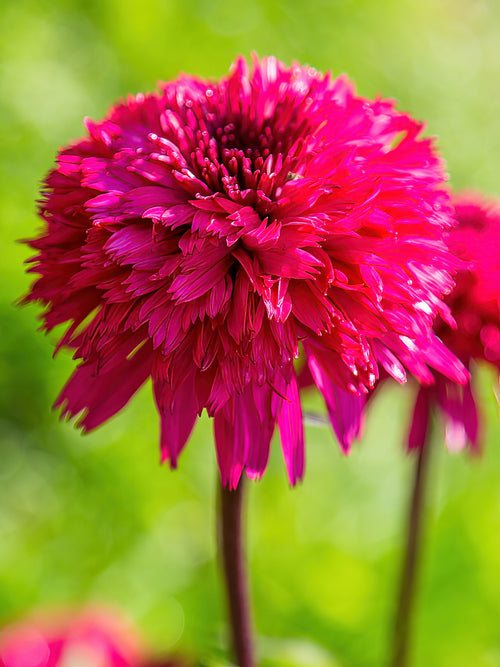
{"left": 2, "top": 0, "right": 500, "bottom": 665}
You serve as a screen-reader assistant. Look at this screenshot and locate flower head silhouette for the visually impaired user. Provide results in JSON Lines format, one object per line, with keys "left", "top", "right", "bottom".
{"left": 25, "top": 55, "right": 467, "bottom": 487}
{"left": 408, "top": 193, "right": 500, "bottom": 451}
{"left": 0, "top": 608, "right": 142, "bottom": 667}
{"left": 0, "top": 608, "right": 190, "bottom": 667}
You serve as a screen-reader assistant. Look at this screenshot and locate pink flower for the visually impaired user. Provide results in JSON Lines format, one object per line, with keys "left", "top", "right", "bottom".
{"left": 408, "top": 193, "right": 500, "bottom": 451}
{"left": 25, "top": 55, "right": 467, "bottom": 487}
{"left": 0, "top": 608, "right": 142, "bottom": 667}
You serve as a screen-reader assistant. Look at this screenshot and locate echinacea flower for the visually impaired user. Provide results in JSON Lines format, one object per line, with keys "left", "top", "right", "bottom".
{"left": 25, "top": 55, "right": 467, "bottom": 488}
{"left": 408, "top": 193, "right": 500, "bottom": 451}
{"left": 0, "top": 608, "right": 142, "bottom": 667}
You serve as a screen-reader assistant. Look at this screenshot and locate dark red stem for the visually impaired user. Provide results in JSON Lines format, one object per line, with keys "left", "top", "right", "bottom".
{"left": 390, "top": 437, "right": 432, "bottom": 667}
{"left": 219, "top": 478, "right": 255, "bottom": 667}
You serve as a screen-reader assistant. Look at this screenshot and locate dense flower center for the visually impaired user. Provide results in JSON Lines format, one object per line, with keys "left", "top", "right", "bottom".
{"left": 148, "top": 83, "right": 315, "bottom": 222}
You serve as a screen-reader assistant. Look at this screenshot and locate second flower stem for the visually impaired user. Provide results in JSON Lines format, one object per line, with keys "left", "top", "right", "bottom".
{"left": 390, "top": 435, "right": 432, "bottom": 667}
{"left": 219, "top": 477, "right": 255, "bottom": 667}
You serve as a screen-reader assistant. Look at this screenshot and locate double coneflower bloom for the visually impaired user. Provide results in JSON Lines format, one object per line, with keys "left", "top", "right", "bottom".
{"left": 0, "top": 608, "right": 188, "bottom": 667}
{"left": 387, "top": 193, "right": 500, "bottom": 667}
{"left": 25, "top": 56, "right": 468, "bottom": 487}
{"left": 407, "top": 193, "right": 500, "bottom": 451}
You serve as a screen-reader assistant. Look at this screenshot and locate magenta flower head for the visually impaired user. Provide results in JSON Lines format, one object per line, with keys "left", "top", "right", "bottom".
{"left": 408, "top": 193, "right": 500, "bottom": 451}
{"left": 0, "top": 608, "right": 143, "bottom": 667}
{"left": 25, "top": 55, "right": 467, "bottom": 488}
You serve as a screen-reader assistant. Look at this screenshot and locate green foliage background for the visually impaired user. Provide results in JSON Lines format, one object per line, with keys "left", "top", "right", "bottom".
{"left": 2, "top": 1, "right": 500, "bottom": 665}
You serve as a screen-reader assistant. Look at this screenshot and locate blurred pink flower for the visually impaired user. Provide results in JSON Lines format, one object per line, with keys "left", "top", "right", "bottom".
{"left": 408, "top": 193, "right": 500, "bottom": 451}
{"left": 0, "top": 608, "right": 142, "bottom": 667}
{"left": 25, "top": 55, "right": 467, "bottom": 487}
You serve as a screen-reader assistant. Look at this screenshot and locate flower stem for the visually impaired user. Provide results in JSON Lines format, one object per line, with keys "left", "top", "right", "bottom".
{"left": 218, "top": 477, "right": 255, "bottom": 667}
{"left": 390, "top": 435, "right": 432, "bottom": 667}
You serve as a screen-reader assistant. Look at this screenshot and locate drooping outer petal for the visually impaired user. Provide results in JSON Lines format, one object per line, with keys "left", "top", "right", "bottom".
{"left": 307, "top": 350, "right": 365, "bottom": 453}
{"left": 407, "top": 386, "right": 431, "bottom": 451}
{"left": 214, "top": 383, "right": 278, "bottom": 490}
{"left": 153, "top": 358, "right": 199, "bottom": 468}
{"left": 25, "top": 55, "right": 467, "bottom": 484}
{"left": 434, "top": 376, "right": 480, "bottom": 452}
{"left": 276, "top": 373, "right": 305, "bottom": 485}
{"left": 55, "top": 335, "right": 154, "bottom": 433}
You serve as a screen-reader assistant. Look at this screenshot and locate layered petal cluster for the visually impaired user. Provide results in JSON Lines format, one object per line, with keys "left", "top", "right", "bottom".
{"left": 25, "top": 55, "right": 467, "bottom": 487}
{"left": 408, "top": 193, "right": 500, "bottom": 451}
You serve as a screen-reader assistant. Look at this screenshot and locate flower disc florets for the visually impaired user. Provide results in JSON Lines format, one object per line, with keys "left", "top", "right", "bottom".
{"left": 25, "top": 55, "right": 467, "bottom": 487}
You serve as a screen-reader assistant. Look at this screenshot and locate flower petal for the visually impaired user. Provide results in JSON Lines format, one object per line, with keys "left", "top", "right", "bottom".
{"left": 276, "top": 373, "right": 305, "bottom": 485}
{"left": 55, "top": 339, "right": 153, "bottom": 431}
{"left": 407, "top": 386, "right": 431, "bottom": 451}
{"left": 307, "top": 353, "right": 365, "bottom": 453}
{"left": 153, "top": 366, "right": 198, "bottom": 468}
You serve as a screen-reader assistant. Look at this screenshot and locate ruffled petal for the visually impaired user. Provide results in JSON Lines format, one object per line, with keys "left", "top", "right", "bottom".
{"left": 55, "top": 339, "right": 153, "bottom": 431}
{"left": 307, "top": 353, "right": 364, "bottom": 453}
{"left": 276, "top": 373, "right": 305, "bottom": 485}
{"left": 407, "top": 386, "right": 431, "bottom": 451}
{"left": 153, "top": 366, "right": 198, "bottom": 468}
{"left": 245, "top": 384, "right": 275, "bottom": 481}
{"left": 213, "top": 384, "right": 277, "bottom": 488}
{"left": 213, "top": 401, "right": 248, "bottom": 490}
